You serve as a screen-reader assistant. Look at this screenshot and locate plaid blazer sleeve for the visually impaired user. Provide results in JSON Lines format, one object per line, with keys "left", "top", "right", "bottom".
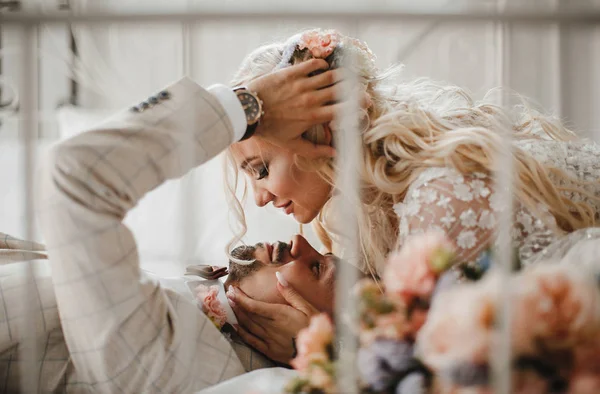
{"left": 36, "top": 77, "right": 244, "bottom": 393}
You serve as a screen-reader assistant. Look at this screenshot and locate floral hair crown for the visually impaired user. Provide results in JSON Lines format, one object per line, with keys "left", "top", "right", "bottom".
{"left": 277, "top": 29, "right": 377, "bottom": 76}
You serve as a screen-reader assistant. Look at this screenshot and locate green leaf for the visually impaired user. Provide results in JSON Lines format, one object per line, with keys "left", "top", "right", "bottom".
{"left": 430, "top": 249, "right": 455, "bottom": 273}
{"left": 285, "top": 378, "right": 310, "bottom": 394}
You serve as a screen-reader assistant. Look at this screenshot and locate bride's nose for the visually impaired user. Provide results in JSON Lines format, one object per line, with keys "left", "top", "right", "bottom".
{"left": 255, "top": 187, "right": 274, "bottom": 207}
{"left": 290, "top": 234, "right": 319, "bottom": 258}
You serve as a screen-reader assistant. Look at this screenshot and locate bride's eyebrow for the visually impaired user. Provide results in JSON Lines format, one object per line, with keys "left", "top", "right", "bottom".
{"left": 240, "top": 156, "right": 259, "bottom": 170}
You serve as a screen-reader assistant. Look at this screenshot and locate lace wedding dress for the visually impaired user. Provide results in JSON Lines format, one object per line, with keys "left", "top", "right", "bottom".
{"left": 394, "top": 138, "right": 600, "bottom": 269}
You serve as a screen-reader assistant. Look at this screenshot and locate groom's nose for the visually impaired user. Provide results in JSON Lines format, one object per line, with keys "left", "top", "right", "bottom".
{"left": 290, "top": 234, "right": 320, "bottom": 259}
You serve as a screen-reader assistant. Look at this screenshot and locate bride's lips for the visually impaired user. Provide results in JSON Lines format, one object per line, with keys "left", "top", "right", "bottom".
{"left": 283, "top": 201, "right": 293, "bottom": 215}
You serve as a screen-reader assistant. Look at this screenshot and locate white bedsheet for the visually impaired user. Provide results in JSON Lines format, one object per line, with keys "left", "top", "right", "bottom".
{"left": 197, "top": 367, "right": 298, "bottom": 394}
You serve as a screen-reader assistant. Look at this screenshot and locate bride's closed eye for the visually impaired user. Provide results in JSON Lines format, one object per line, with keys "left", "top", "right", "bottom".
{"left": 240, "top": 155, "right": 269, "bottom": 180}
{"left": 253, "top": 164, "right": 269, "bottom": 180}
{"left": 242, "top": 162, "right": 269, "bottom": 180}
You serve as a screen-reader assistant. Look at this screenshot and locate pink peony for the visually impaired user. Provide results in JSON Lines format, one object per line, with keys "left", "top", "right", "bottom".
{"left": 416, "top": 277, "right": 499, "bottom": 371}
{"left": 195, "top": 284, "right": 227, "bottom": 329}
{"left": 418, "top": 263, "right": 600, "bottom": 385}
{"left": 295, "top": 333, "right": 327, "bottom": 358}
{"left": 290, "top": 351, "right": 329, "bottom": 371}
{"left": 298, "top": 29, "right": 341, "bottom": 59}
{"left": 511, "top": 265, "right": 600, "bottom": 354}
{"left": 291, "top": 314, "right": 334, "bottom": 372}
{"left": 308, "top": 367, "right": 335, "bottom": 393}
{"left": 383, "top": 232, "right": 456, "bottom": 303}
{"left": 301, "top": 314, "right": 334, "bottom": 350}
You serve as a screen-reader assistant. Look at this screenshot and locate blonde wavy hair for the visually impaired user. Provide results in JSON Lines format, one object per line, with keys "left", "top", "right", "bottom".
{"left": 224, "top": 30, "right": 599, "bottom": 275}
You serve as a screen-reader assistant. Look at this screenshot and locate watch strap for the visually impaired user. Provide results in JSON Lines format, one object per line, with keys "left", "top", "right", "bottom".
{"left": 234, "top": 86, "right": 262, "bottom": 141}
{"left": 240, "top": 122, "right": 258, "bottom": 141}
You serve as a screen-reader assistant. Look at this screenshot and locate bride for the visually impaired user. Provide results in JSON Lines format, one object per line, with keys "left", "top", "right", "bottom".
{"left": 225, "top": 28, "right": 600, "bottom": 360}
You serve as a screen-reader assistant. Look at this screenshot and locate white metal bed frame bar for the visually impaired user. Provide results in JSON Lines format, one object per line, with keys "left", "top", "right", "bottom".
{"left": 2, "top": 10, "right": 600, "bottom": 24}
{"left": 5, "top": 4, "right": 600, "bottom": 393}
{"left": 18, "top": 23, "right": 40, "bottom": 394}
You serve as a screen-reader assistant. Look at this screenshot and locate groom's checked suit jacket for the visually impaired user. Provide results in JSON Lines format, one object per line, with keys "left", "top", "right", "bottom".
{"left": 0, "top": 78, "right": 273, "bottom": 393}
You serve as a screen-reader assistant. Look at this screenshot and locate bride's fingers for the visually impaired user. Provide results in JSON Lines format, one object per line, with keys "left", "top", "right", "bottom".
{"left": 236, "top": 325, "right": 269, "bottom": 356}
{"left": 276, "top": 279, "right": 319, "bottom": 317}
{"left": 227, "top": 286, "right": 276, "bottom": 320}
{"left": 231, "top": 306, "right": 268, "bottom": 339}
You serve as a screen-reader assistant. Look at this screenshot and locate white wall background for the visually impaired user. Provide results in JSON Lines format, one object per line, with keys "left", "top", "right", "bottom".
{"left": 1, "top": 0, "right": 600, "bottom": 275}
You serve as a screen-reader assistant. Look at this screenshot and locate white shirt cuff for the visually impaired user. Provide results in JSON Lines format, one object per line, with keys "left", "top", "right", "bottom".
{"left": 207, "top": 84, "right": 246, "bottom": 143}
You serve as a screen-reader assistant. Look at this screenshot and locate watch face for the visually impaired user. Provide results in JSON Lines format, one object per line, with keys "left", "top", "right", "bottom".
{"left": 238, "top": 91, "right": 261, "bottom": 125}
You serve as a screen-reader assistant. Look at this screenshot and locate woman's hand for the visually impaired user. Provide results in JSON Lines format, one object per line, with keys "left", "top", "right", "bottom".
{"left": 247, "top": 59, "right": 369, "bottom": 159}
{"left": 227, "top": 281, "right": 319, "bottom": 365}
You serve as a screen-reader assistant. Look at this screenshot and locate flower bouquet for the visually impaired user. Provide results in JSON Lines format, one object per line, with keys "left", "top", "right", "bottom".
{"left": 285, "top": 231, "right": 600, "bottom": 394}
{"left": 285, "top": 314, "right": 336, "bottom": 394}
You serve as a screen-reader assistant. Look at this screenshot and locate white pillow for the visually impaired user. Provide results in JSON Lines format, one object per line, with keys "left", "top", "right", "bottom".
{"left": 56, "top": 107, "right": 322, "bottom": 275}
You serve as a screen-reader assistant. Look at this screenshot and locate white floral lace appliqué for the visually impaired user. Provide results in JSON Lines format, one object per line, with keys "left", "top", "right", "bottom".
{"left": 393, "top": 145, "right": 600, "bottom": 266}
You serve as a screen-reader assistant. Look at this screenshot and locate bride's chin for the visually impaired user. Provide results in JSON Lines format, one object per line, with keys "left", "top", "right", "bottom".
{"left": 294, "top": 210, "right": 318, "bottom": 224}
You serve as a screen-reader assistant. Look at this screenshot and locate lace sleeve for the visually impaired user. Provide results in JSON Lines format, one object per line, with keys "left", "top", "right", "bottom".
{"left": 395, "top": 171, "right": 499, "bottom": 265}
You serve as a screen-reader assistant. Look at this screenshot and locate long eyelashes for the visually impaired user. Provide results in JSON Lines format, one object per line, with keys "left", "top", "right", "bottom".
{"left": 256, "top": 165, "right": 269, "bottom": 180}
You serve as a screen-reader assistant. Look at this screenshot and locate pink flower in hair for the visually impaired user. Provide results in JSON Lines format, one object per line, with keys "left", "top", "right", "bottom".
{"left": 298, "top": 29, "right": 341, "bottom": 59}
{"left": 195, "top": 284, "right": 227, "bottom": 329}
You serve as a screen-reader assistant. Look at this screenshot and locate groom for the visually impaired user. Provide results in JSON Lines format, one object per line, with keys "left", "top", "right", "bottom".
{"left": 0, "top": 233, "right": 339, "bottom": 392}
{"left": 170, "top": 234, "right": 342, "bottom": 372}
{"left": 1, "top": 58, "right": 363, "bottom": 393}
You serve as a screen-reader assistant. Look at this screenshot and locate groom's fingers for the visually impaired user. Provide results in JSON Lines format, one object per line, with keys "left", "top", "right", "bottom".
{"left": 306, "top": 68, "right": 344, "bottom": 90}
{"left": 236, "top": 326, "right": 269, "bottom": 355}
{"left": 292, "top": 58, "right": 329, "bottom": 79}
